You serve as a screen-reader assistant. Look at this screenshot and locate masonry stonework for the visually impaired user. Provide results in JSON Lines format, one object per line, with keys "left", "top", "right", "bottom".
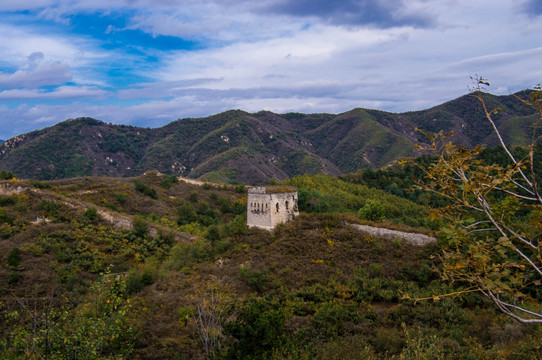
{"left": 247, "top": 186, "right": 299, "bottom": 230}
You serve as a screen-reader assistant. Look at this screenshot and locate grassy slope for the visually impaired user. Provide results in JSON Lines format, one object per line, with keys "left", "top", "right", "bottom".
{"left": 1, "top": 173, "right": 540, "bottom": 359}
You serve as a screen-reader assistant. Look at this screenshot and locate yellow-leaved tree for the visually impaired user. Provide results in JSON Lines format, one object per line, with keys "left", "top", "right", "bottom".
{"left": 415, "top": 77, "right": 542, "bottom": 323}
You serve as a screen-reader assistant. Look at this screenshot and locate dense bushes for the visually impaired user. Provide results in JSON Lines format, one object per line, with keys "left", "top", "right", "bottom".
{"left": 2, "top": 274, "right": 136, "bottom": 358}
{"left": 0, "top": 169, "right": 13, "bottom": 180}
{"left": 160, "top": 175, "right": 179, "bottom": 189}
{"left": 223, "top": 300, "right": 287, "bottom": 359}
{"left": 285, "top": 174, "right": 436, "bottom": 228}
{"left": 134, "top": 179, "right": 158, "bottom": 199}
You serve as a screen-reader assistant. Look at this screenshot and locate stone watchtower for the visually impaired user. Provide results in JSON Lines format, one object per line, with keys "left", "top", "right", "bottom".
{"left": 247, "top": 186, "right": 299, "bottom": 230}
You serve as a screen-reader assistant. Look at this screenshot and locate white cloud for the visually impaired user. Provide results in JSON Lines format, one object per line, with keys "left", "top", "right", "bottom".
{"left": 127, "top": 12, "right": 226, "bottom": 39}
{"left": 0, "top": 0, "right": 54, "bottom": 12}
{"left": 0, "top": 24, "right": 83, "bottom": 65}
{"left": 0, "top": 0, "right": 541, "bottom": 141}
{"left": 0, "top": 62, "right": 72, "bottom": 89}
{"left": 0, "top": 86, "right": 108, "bottom": 100}
{"left": 156, "top": 24, "right": 407, "bottom": 87}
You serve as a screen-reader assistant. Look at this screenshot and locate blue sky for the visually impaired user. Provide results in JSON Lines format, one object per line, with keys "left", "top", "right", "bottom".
{"left": 0, "top": 0, "right": 541, "bottom": 140}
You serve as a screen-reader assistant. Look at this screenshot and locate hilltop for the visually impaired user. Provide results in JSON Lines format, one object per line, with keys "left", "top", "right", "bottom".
{"left": 0, "top": 91, "right": 538, "bottom": 184}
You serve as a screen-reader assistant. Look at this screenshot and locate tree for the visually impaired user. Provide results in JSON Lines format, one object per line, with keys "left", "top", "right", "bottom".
{"left": 2, "top": 272, "right": 135, "bottom": 358}
{"left": 178, "top": 201, "right": 198, "bottom": 225}
{"left": 223, "top": 299, "right": 286, "bottom": 359}
{"left": 414, "top": 77, "right": 542, "bottom": 323}
{"left": 132, "top": 216, "right": 149, "bottom": 238}
{"left": 191, "top": 279, "right": 234, "bottom": 359}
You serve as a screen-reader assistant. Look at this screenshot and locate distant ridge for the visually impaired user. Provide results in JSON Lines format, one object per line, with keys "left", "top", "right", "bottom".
{"left": 0, "top": 91, "right": 538, "bottom": 184}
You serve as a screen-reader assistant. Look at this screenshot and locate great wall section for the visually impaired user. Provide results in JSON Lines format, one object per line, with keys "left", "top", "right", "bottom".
{"left": 0, "top": 179, "right": 436, "bottom": 246}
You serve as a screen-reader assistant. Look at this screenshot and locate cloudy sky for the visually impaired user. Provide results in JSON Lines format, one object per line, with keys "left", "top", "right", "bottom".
{"left": 0, "top": 0, "right": 541, "bottom": 140}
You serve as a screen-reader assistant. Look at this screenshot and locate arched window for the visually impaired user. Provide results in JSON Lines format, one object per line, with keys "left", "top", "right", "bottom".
{"left": 276, "top": 202, "right": 279, "bottom": 212}
{"left": 285, "top": 200, "right": 289, "bottom": 210}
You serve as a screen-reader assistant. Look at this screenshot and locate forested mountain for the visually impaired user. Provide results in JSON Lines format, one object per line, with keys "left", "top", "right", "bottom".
{"left": 0, "top": 91, "right": 537, "bottom": 183}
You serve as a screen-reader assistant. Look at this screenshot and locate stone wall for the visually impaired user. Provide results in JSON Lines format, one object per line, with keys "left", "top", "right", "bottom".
{"left": 349, "top": 223, "right": 436, "bottom": 246}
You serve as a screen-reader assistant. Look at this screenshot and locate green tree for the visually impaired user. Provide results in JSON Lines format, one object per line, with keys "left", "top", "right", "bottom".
{"left": 132, "top": 216, "right": 149, "bottom": 238}
{"left": 358, "top": 199, "right": 386, "bottom": 221}
{"left": 178, "top": 202, "right": 198, "bottom": 225}
{"left": 0, "top": 169, "right": 14, "bottom": 180}
{"left": 223, "top": 299, "right": 286, "bottom": 359}
{"left": 2, "top": 273, "right": 135, "bottom": 358}
{"left": 83, "top": 207, "right": 98, "bottom": 221}
{"left": 414, "top": 78, "right": 542, "bottom": 323}
{"left": 134, "top": 179, "right": 158, "bottom": 199}
{"left": 6, "top": 247, "right": 20, "bottom": 268}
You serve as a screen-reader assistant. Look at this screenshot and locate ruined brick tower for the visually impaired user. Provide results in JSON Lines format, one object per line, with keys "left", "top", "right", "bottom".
{"left": 247, "top": 186, "right": 299, "bottom": 230}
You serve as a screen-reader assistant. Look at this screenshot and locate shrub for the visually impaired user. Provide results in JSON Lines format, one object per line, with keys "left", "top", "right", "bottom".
{"left": 358, "top": 200, "right": 386, "bottom": 221}
{"left": 83, "top": 207, "right": 98, "bottom": 221}
{"left": 38, "top": 200, "right": 60, "bottom": 218}
{"left": 7, "top": 271, "right": 19, "bottom": 285}
{"left": 166, "top": 237, "right": 213, "bottom": 270}
{"left": 132, "top": 216, "right": 149, "bottom": 238}
{"left": 114, "top": 193, "right": 128, "bottom": 204}
{"left": 178, "top": 202, "right": 198, "bottom": 225}
{"left": 231, "top": 199, "right": 246, "bottom": 215}
{"left": 188, "top": 191, "right": 198, "bottom": 202}
{"left": 224, "top": 215, "right": 247, "bottom": 238}
{"left": 177, "top": 307, "right": 194, "bottom": 327}
{"left": 196, "top": 201, "right": 217, "bottom": 226}
{"left": 0, "top": 196, "right": 17, "bottom": 206}
{"left": 204, "top": 225, "right": 221, "bottom": 243}
{"left": 0, "top": 169, "right": 13, "bottom": 180}
{"left": 7, "top": 247, "right": 20, "bottom": 268}
{"left": 189, "top": 238, "right": 212, "bottom": 263}
{"left": 134, "top": 180, "right": 158, "bottom": 199}
{"left": 224, "top": 300, "right": 286, "bottom": 359}
{"left": 240, "top": 266, "right": 269, "bottom": 293}
{"left": 218, "top": 196, "right": 232, "bottom": 213}
{"left": 209, "top": 192, "right": 219, "bottom": 203}
{"left": 126, "top": 269, "right": 155, "bottom": 294}
{"left": 370, "top": 327, "right": 406, "bottom": 356}
{"left": 312, "top": 301, "right": 349, "bottom": 338}
{"left": 160, "top": 175, "right": 179, "bottom": 189}
{"left": 0, "top": 208, "right": 13, "bottom": 225}
{"left": 30, "top": 180, "right": 52, "bottom": 189}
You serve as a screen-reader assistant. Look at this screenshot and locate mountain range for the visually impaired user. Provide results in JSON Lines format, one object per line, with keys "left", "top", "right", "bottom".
{"left": 0, "top": 91, "right": 538, "bottom": 184}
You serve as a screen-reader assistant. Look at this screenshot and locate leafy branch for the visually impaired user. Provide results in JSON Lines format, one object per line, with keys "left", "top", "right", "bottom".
{"left": 411, "top": 77, "right": 542, "bottom": 323}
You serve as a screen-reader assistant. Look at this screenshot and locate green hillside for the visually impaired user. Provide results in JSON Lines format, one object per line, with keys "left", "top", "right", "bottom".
{"left": 0, "top": 91, "right": 539, "bottom": 184}
{"left": 1, "top": 172, "right": 540, "bottom": 359}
